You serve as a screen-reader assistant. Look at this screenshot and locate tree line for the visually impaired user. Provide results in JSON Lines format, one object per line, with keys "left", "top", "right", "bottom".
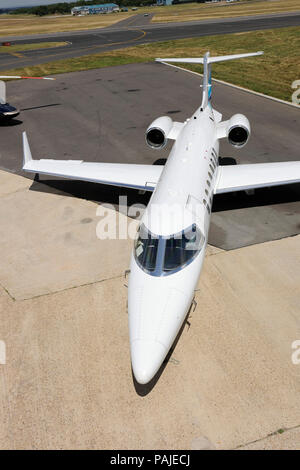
{"left": 9, "top": 0, "right": 154, "bottom": 16}
{"left": 7, "top": 0, "right": 207, "bottom": 16}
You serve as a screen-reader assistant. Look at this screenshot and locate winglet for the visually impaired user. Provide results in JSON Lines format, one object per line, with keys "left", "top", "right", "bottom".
{"left": 22, "top": 131, "right": 32, "bottom": 168}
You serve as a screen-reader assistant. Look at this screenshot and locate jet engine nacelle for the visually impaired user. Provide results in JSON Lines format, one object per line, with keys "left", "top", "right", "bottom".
{"left": 227, "top": 113, "right": 250, "bottom": 148}
{"left": 146, "top": 116, "right": 173, "bottom": 149}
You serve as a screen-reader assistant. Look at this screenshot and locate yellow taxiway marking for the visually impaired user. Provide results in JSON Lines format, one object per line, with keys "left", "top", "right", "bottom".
{"left": 123, "top": 15, "right": 143, "bottom": 26}
{"left": 9, "top": 52, "right": 25, "bottom": 58}
{"left": 0, "top": 29, "right": 147, "bottom": 69}
{"left": 37, "top": 28, "right": 147, "bottom": 59}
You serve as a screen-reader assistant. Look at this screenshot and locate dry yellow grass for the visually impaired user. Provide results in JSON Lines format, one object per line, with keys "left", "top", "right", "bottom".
{"left": 0, "top": 0, "right": 299, "bottom": 37}
{"left": 0, "top": 12, "right": 136, "bottom": 36}
{"left": 152, "top": 0, "right": 300, "bottom": 23}
{"left": 0, "top": 41, "right": 68, "bottom": 54}
{"left": 2, "top": 27, "right": 298, "bottom": 103}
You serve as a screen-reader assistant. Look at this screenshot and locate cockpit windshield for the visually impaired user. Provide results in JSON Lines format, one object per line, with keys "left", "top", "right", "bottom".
{"left": 163, "top": 225, "right": 202, "bottom": 271}
{"left": 134, "top": 223, "right": 205, "bottom": 276}
{"left": 134, "top": 224, "right": 159, "bottom": 272}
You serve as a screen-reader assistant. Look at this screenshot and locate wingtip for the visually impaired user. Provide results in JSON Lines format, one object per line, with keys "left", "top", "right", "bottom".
{"left": 22, "top": 131, "right": 32, "bottom": 168}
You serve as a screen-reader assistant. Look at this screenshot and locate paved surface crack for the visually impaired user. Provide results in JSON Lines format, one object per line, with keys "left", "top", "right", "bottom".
{"left": 0, "top": 281, "right": 15, "bottom": 301}
{"left": 21, "top": 272, "right": 124, "bottom": 302}
{"left": 234, "top": 424, "right": 300, "bottom": 449}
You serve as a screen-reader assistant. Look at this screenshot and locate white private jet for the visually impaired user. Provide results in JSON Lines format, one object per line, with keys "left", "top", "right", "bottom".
{"left": 22, "top": 52, "right": 300, "bottom": 384}
{"left": 0, "top": 75, "right": 54, "bottom": 120}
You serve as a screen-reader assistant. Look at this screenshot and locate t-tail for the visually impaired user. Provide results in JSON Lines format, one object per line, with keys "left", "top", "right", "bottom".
{"left": 156, "top": 51, "right": 263, "bottom": 109}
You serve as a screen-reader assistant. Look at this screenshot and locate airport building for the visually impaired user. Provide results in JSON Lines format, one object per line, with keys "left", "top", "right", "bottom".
{"left": 71, "top": 4, "right": 119, "bottom": 15}
{"left": 157, "top": 0, "right": 197, "bottom": 5}
{"left": 157, "top": 0, "right": 173, "bottom": 4}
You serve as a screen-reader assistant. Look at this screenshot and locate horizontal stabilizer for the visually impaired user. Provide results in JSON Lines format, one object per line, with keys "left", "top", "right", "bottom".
{"left": 156, "top": 57, "right": 205, "bottom": 64}
{"left": 156, "top": 51, "right": 263, "bottom": 109}
{"left": 208, "top": 51, "right": 264, "bottom": 63}
{"left": 156, "top": 51, "right": 263, "bottom": 64}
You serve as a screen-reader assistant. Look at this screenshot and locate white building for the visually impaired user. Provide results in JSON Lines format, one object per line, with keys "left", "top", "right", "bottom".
{"left": 71, "top": 4, "right": 119, "bottom": 16}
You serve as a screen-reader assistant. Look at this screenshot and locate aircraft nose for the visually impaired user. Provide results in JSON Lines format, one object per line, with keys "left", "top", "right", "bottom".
{"left": 131, "top": 339, "right": 167, "bottom": 385}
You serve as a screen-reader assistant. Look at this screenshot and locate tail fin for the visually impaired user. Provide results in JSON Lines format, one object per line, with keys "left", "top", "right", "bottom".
{"left": 156, "top": 51, "right": 263, "bottom": 109}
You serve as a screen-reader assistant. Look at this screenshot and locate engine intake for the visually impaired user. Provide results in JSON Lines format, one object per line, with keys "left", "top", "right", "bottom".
{"left": 227, "top": 113, "right": 250, "bottom": 148}
{"left": 146, "top": 116, "right": 173, "bottom": 149}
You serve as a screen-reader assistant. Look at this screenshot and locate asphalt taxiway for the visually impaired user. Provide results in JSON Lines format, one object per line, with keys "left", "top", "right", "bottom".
{"left": 0, "top": 62, "right": 299, "bottom": 250}
{"left": 0, "top": 12, "right": 299, "bottom": 71}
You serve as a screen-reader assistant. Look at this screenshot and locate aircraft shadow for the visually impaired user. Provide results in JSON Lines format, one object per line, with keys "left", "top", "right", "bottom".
{"left": 213, "top": 183, "right": 300, "bottom": 213}
{"left": 0, "top": 118, "right": 23, "bottom": 127}
{"left": 28, "top": 175, "right": 300, "bottom": 216}
{"left": 20, "top": 103, "right": 61, "bottom": 112}
{"left": 28, "top": 175, "right": 152, "bottom": 209}
{"left": 214, "top": 157, "right": 299, "bottom": 210}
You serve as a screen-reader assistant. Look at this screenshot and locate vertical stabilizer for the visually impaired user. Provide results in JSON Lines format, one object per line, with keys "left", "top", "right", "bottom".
{"left": 201, "top": 52, "right": 212, "bottom": 109}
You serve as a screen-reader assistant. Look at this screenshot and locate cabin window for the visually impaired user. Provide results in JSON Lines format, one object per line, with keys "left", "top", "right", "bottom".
{"left": 212, "top": 151, "right": 218, "bottom": 164}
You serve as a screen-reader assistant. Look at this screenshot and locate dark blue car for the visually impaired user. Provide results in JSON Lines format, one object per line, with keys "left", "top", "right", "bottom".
{"left": 0, "top": 102, "right": 20, "bottom": 120}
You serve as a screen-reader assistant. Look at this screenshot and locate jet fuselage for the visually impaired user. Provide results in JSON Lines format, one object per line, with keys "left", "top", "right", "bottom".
{"left": 128, "top": 104, "right": 220, "bottom": 384}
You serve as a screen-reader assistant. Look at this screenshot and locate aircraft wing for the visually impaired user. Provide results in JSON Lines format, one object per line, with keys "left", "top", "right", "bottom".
{"left": 215, "top": 161, "right": 300, "bottom": 194}
{"left": 22, "top": 132, "right": 163, "bottom": 192}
